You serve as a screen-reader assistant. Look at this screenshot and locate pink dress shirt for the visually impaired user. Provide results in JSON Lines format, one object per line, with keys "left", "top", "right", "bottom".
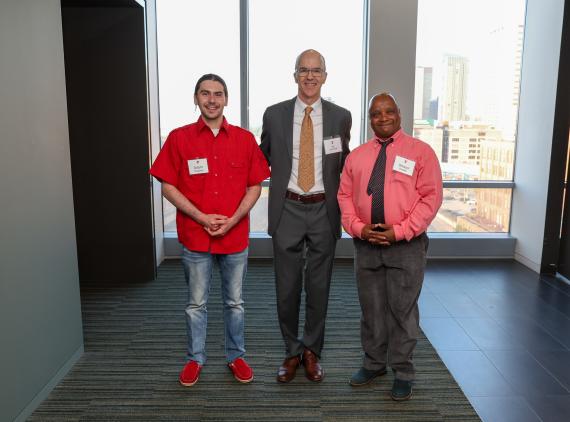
{"left": 338, "top": 129, "right": 443, "bottom": 242}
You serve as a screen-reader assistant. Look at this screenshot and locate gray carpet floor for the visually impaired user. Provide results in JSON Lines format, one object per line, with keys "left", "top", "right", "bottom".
{"left": 29, "top": 259, "right": 480, "bottom": 421}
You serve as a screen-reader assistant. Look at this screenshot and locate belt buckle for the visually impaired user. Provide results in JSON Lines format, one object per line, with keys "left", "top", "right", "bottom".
{"left": 304, "top": 193, "right": 322, "bottom": 203}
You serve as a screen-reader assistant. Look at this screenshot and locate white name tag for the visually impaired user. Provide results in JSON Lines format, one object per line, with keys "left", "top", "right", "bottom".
{"left": 188, "top": 158, "right": 209, "bottom": 175}
{"left": 393, "top": 155, "right": 415, "bottom": 176}
{"left": 324, "top": 137, "right": 343, "bottom": 155}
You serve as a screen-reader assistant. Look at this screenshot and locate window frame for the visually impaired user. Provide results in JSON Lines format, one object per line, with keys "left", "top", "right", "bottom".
{"left": 156, "top": 0, "right": 519, "bottom": 258}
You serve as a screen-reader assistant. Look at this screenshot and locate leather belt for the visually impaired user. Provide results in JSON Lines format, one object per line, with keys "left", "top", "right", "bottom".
{"left": 285, "top": 190, "right": 326, "bottom": 204}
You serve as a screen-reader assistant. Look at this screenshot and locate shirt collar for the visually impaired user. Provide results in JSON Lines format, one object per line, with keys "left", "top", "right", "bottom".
{"left": 295, "top": 97, "right": 322, "bottom": 113}
{"left": 196, "top": 115, "right": 229, "bottom": 133}
{"left": 373, "top": 128, "right": 404, "bottom": 146}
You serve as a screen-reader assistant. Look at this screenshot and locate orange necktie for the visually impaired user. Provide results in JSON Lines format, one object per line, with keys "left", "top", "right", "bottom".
{"left": 298, "top": 106, "right": 314, "bottom": 192}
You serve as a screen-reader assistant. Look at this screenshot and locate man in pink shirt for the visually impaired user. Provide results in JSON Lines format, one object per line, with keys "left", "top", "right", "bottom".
{"left": 338, "top": 93, "right": 442, "bottom": 401}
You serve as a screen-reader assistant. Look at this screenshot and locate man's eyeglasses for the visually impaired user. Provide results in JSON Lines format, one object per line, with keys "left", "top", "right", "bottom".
{"left": 296, "top": 67, "right": 325, "bottom": 77}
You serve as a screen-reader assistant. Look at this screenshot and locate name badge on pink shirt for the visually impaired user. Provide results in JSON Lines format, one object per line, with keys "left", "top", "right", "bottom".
{"left": 393, "top": 155, "right": 415, "bottom": 176}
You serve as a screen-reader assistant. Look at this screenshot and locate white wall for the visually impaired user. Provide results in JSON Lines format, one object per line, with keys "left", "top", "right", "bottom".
{"left": 511, "top": 0, "right": 565, "bottom": 272}
{"left": 0, "top": 1, "right": 84, "bottom": 421}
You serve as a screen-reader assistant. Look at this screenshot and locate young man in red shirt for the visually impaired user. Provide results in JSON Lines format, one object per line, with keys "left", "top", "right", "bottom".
{"left": 338, "top": 93, "right": 443, "bottom": 400}
{"left": 150, "top": 74, "right": 269, "bottom": 386}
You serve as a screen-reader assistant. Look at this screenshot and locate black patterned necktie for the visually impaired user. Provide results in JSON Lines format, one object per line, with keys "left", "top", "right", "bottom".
{"left": 367, "top": 138, "right": 393, "bottom": 224}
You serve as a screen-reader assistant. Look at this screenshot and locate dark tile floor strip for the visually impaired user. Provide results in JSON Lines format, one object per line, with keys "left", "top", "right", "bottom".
{"left": 30, "top": 260, "right": 478, "bottom": 421}
{"left": 423, "top": 259, "right": 570, "bottom": 422}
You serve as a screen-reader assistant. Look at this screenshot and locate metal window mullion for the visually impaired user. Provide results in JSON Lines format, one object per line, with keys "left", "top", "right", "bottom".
{"left": 361, "top": 0, "right": 371, "bottom": 146}
{"left": 240, "top": 0, "right": 249, "bottom": 130}
{"left": 442, "top": 181, "right": 515, "bottom": 189}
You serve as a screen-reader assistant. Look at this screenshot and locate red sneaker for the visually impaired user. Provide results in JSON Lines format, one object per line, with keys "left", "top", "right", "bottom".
{"left": 228, "top": 357, "right": 254, "bottom": 383}
{"left": 179, "top": 360, "right": 202, "bottom": 387}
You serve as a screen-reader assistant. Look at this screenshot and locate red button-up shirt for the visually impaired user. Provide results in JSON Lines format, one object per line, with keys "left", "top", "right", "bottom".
{"left": 150, "top": 116, "right": 270, "bottom": 253}
{"left": 338, "top": 129, "right": 443, "bottom": 242}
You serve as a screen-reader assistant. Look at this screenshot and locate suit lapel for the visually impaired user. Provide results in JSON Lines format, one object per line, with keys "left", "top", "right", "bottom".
{"left": 322, "top": 99, "right": 332, "bottom": 139}
{"left": 284, "top": 98, "right": 296, "bottom": 159}
{"left": 322, "top": 99, "right": 331, "bottom": 180}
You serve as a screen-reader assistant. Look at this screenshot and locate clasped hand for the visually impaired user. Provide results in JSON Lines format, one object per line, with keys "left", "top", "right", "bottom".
{"left": 201, "top": 214, "right": 235, "bottom": 237}
{"left": 361, "top": 223, "right": 395, "bottom": 246}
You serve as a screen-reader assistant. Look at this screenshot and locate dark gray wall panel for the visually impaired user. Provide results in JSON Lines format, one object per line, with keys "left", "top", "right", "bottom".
{"left": 62, "top": 5, "right": 156, "bottom": 282}
{"left": 0, "top": 1, "right": 84, "bottom": 421}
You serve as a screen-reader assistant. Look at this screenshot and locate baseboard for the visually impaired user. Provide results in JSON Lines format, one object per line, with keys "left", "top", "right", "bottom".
{"left": 165, "top": 232, "right": 517, "bottom": 259}
{"left": 514, "top": 252, "right": 541, "bottom": 273}
{"left": 13, "top": 345, "right": 84, "bottom": 422}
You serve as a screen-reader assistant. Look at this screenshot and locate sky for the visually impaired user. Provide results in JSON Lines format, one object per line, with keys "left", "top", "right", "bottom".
{"left": 416, "top": 0, "right": 525, "bottom": 66}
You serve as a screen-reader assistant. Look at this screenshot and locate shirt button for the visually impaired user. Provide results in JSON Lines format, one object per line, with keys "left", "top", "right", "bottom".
{"left": 214, "top": 192, "right": 218, "bottom": 195}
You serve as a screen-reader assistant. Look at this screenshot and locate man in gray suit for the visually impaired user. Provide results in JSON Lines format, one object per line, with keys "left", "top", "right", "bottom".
{"left": 260, "top": 49, "right": 351, "bottom": 383}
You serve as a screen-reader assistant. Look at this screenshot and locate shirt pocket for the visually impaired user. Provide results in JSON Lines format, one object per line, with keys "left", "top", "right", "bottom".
{"left": 184, "top": 158, "right": 208, "bottom": 193}
{"left": 229, "top": 161, "right": 247, "bottom": 186}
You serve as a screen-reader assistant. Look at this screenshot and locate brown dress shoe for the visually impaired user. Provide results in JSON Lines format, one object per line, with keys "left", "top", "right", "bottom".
{"left": 302, "top": 349, "right": 324, "bottom": 382}
{"left": 277, "top": 356, "right": 301, "bottom": 383}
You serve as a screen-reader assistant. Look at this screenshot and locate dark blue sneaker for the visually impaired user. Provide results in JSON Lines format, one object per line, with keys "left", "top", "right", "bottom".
{"left": 349, "top": 367, "right": 387, "bottom": 386}
{"left": 391, "top": 378, "right": 413, "bottom": 401}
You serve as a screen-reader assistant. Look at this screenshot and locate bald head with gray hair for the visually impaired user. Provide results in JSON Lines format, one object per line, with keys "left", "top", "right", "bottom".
{"left": 294, "top": 49, "right": 327, "bottom": 73}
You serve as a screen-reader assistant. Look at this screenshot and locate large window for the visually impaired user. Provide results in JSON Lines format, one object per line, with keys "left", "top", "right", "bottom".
{"left": 156, "top": 0, "right": 241, "bottom": 231}
{"left": 248, "top": 0, "right": 365, "bottom": 150}
{"left": 415, "top": 0, "right": 526, "bottom": 233}
{"left": 248, "top": 0, "right": 365, "bottom": 233}
{"left": 155, "top": 0, "right": 525, "bottom": 237}
{"left": 157, "top": 0, "right": 366, "bottom": 233}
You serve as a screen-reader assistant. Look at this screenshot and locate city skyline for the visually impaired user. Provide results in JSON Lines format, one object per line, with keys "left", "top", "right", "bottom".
{"left": 412, "top": 0, "right": 525, "bottom": 234}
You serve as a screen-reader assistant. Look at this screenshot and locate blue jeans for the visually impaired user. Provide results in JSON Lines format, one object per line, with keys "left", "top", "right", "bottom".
{"left": 181, "top": 247, "right": 248, "bottom": 365}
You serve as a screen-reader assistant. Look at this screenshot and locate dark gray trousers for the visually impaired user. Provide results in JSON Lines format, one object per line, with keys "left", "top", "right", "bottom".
{"left": 272, "top": 198, "right": 336, "bottom": 358}
{"left": 353, "top": 233, "right": 428, "bottom": 381}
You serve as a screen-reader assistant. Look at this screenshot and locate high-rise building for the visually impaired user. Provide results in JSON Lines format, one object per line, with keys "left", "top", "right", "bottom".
{"left": 481, "top": 24, "right": 524, "bottom": 141}
{"left": 428, "top": 98, "right": 439, "bottom": 120}
{"left": 414, "top": 66, "right": 433, "bottom": 120}
{"left": 438, "top": 54, "right": 468, "bottom": 123}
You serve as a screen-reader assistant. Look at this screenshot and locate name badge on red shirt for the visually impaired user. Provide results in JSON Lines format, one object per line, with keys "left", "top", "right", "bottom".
{"left": 188, "top": 158, "right": 209, "bottom": 175}
{"left": 393, "top": 155, "right": 415, "bottom": 176}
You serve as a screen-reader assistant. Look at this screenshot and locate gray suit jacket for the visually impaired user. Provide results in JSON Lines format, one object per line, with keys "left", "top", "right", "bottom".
{"left": 259, "top": 97, "right": 352, "bottom": 238}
